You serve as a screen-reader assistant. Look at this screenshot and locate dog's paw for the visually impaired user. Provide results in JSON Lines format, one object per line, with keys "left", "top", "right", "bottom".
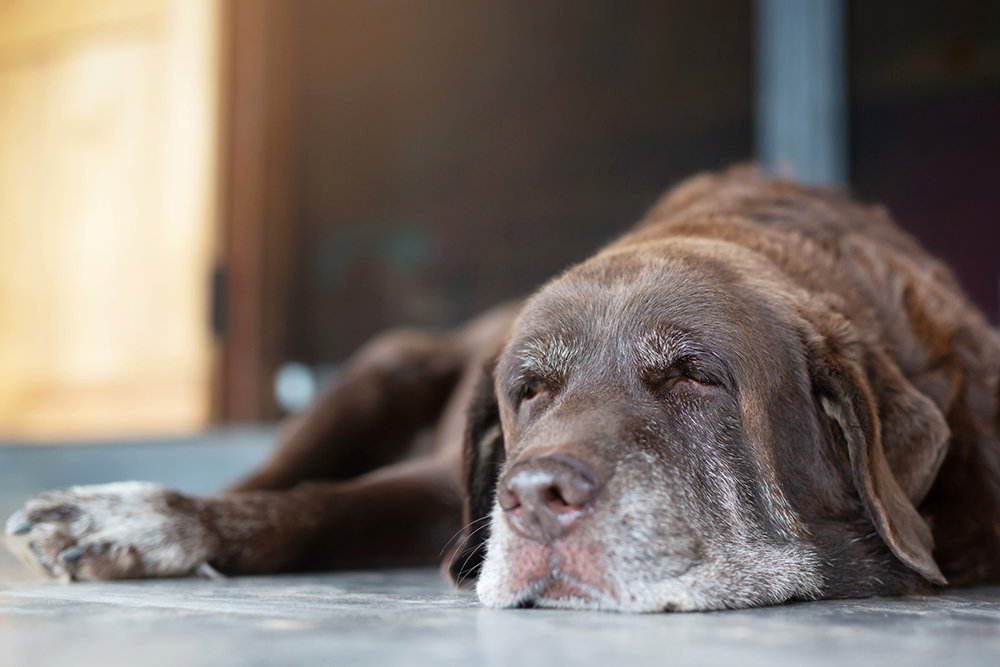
{"left": 3, "top": 482, "right": 216, "bottom": 581}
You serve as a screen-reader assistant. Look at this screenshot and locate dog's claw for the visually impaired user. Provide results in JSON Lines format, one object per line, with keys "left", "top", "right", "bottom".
{"left": 5, "top": 509, "right": 32, "bottom": 536}
{"left": 28, "top": 543, "right": 58, "bottom": 577}
{"left": 196, "top": 562, "right": 226, "bottom": 580}
{"left": 58, "top": 546, "right": 85, "bottom": 564}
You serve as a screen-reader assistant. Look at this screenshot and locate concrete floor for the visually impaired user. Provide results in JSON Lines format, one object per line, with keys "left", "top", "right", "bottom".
{"left": 2, "top": 432, "right": 1000, "bottom": 667}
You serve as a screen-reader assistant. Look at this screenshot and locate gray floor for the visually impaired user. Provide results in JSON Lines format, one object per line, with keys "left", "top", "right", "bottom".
{"left": 2, "top": 432, "right": 1000, "bottom": 667}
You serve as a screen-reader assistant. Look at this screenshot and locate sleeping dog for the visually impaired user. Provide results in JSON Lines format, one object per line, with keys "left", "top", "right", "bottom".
{"left": 6, "top": 167, "right": 1000, "bottom": 612}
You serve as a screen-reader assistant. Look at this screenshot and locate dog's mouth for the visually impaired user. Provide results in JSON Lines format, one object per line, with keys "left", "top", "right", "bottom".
{"left": 501, "top": 549, "right": 618, "bottom": 610}
{"left": 479, "top": 517, "right": 626, "bottom": 609}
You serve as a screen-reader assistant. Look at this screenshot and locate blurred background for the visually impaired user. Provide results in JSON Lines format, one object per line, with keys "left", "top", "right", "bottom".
{"left": 0, "top": 0, "right": 998, "bottom": 447}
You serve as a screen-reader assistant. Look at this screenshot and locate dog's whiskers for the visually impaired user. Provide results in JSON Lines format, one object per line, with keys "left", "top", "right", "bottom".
{"left": 439, "top": 515, "right": 492, "bottom": 557}
{"left": 448, "top": 520, "right": 492, "bottom": 565}
{"left": 456, "top": 542, "right": 487, "bottom": 587}
{"left": 448, "top": 521, "right": 493, "bottom": 583}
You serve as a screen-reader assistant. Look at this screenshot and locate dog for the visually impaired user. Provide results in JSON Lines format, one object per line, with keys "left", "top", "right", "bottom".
{"left": 6, "top": 167, "right": 1000, "bottom": 612}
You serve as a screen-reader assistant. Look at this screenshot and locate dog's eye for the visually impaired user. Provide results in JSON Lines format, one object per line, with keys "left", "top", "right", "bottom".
{"left": 522, "top": 379, "right": 546, "bottom": 401}
{"left": 681, "top": 365, "right": 714, "bottom": 386}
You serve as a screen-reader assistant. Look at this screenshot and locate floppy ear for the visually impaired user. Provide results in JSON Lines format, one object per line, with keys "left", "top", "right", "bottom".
{"left": 806, "top": 314, "right": 949, "bottom": 585}
{"left": 444, "top": 358, "right": 506, "bottom": 588}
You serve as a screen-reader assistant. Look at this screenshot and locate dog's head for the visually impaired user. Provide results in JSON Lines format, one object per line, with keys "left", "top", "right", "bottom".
{"left": 448, "top": 236, "right": 949, "bottom": 612}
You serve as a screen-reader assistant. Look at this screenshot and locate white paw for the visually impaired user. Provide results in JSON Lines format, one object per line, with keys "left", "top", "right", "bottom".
{"left": 4, "top": 482, "right": 216, "bottom": 581}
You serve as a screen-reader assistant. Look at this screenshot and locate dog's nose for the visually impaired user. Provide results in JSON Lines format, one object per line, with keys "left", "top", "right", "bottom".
{"left": 498, "top": 456, "right": 601, "bottom": 542}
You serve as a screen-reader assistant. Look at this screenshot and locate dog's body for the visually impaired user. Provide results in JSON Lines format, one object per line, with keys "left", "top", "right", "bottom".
{"left": 7, "top": 168, "right": 1000, "bottom": 611}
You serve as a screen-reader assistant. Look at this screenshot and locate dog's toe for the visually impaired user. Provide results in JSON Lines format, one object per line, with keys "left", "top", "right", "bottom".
{"left": 57, "top": 546, "right": 85, "bottom": 564}
{"left": 5, "top": 508, "right": 32, "bottom": 536}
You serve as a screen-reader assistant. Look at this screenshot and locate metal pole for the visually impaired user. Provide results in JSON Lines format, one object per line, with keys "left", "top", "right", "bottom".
{"left": 755, "top": 0, "right": 848, "bottom": 185}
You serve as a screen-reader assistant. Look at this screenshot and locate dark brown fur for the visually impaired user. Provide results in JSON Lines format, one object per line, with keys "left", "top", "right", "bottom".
{"left": 7, "top": 167, "right": 1000, "bottom": 611}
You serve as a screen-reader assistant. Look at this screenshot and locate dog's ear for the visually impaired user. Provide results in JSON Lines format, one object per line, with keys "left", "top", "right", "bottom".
{"left": 805, "top": 313, "right": 949, "bottom": 585}
{"left": 444, "top": 357, "right": 506, "bottom": 588}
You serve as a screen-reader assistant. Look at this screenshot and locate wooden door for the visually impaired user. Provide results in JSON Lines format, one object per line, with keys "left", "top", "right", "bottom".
{"left": 0, "top": 0, "right": 222, "bottom": 439}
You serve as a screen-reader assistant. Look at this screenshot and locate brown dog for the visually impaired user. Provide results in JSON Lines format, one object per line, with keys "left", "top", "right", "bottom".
{"left": 6, "top": 167, "right": 1000, "bottom": 612}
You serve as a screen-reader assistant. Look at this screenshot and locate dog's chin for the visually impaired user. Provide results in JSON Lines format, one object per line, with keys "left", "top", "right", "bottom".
{"left": 483, "top": 572, "right": 619, "bottom": 611}
{"left": 526, "top": 575, "right": 619, "bottom": 610}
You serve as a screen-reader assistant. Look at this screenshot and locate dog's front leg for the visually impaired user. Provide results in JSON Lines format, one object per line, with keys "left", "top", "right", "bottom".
{"left": 4, "top": 457, "right": 461, "bottom": 581}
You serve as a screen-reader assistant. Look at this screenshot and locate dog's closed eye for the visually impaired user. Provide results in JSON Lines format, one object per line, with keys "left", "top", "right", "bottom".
{"left": 522, "top": 379, "right": 546, "bottom": 401}
{"left": 642, "top": 359, "right": 719, "bottom": 393}
{"left": 678, "top": 364, "right": 715, "bottom": 386}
